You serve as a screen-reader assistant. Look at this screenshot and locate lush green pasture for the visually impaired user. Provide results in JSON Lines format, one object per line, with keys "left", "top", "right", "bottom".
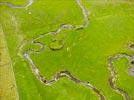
{"left": 0, "top": 0, "right": 134, "bottom": 100}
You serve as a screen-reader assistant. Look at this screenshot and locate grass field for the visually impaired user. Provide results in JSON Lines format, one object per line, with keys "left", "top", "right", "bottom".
{"left": 0, "top": 0, "right": 134, "bottom": 100}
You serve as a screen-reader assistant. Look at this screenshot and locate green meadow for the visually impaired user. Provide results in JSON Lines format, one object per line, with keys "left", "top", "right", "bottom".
{"left": 0, "top": 0, "right": 134, "bottom": 100}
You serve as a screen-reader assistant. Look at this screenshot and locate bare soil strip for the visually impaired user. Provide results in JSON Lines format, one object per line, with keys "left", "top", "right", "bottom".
{"left": 0, "top": 26, "right": 19, "bottom": 100}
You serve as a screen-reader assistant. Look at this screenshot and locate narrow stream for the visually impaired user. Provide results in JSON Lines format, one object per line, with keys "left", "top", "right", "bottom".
{"left": 21, "top": 0, "right": 105, "bottom": 99}
{"left": 0, "top": 0, "right": 33, "bottom": 8}
{"left": 107, "top": 52, "right": 133, "bottom": 100}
